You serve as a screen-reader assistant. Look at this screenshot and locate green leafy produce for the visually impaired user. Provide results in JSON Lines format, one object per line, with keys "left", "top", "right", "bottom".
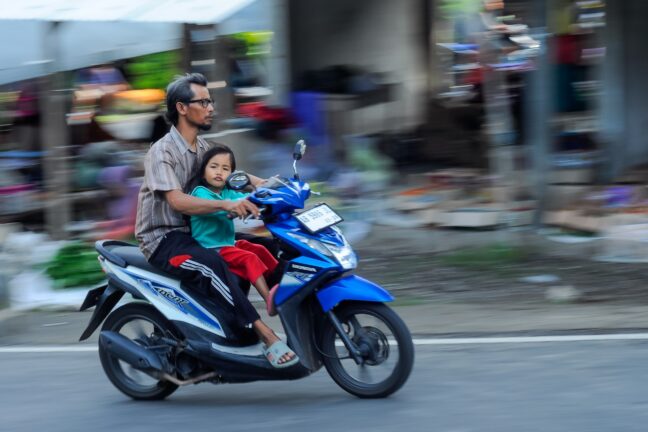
{"left": 46, "top": 242, "right": 106, "bottom": 289}
{"left": 126, "top": 51, "right": 180, "bottom": 90}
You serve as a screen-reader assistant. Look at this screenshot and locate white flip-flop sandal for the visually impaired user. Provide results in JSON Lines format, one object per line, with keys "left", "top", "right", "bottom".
{"left": 263, "top": 341, "right": 299, "bottom": 369}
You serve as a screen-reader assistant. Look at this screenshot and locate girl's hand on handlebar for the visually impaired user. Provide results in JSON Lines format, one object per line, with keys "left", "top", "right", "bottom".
{"left": 223, "top": 199, "right": 259, "bottom": 219}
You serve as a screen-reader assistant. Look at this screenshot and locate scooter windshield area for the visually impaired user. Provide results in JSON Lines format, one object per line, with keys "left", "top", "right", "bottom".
{"left": 262, "top": 176, "right": 294, "bottom": 190}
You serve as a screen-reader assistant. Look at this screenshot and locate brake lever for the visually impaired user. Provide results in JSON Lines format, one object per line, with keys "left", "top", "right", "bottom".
{"left": 241, "top": 207, "right": 265, "bottom": 224}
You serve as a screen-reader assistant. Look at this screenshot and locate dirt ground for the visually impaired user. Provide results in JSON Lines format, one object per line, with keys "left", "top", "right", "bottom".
{"left": 352, "top": 226, "right": 648, "bottom": 306}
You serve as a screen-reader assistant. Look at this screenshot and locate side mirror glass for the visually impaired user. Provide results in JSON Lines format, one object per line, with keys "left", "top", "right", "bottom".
{"left": 226, "top": 171, "right": 251, "bottom": 191}
{"left": 293, "top": 140, "right": 306, "bottom": 160}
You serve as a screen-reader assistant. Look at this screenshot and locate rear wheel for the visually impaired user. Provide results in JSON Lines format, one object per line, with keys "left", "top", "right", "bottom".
{"left": 99, "top": 303, "right": 179, "bottom": 400}
{"left": 321, "top": 302, "right": 414, "bottom": 398}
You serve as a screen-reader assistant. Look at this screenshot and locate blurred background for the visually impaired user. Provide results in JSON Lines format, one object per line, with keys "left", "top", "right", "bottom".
{"left": 0, "top": 0, "right": 637, "bottom": 309}
{"left": 9, "top": 1, "right": 648, "bottom": 429}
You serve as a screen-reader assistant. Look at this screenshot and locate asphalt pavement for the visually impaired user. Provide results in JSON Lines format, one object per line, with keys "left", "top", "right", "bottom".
{"left": 3, "top": 341, "right": 648, "bottom": 432}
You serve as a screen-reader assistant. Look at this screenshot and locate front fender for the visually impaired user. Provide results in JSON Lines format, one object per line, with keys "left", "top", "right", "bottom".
{"left": 316, "top": 275, "right": 393, "bottom": 312}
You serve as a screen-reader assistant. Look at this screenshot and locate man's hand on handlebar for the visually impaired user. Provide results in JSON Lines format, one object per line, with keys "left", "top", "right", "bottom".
{"left": 222, "top": 199, "right": 260, "bottom": 220}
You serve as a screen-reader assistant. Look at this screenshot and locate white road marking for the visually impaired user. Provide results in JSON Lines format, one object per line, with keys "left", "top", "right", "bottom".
{"left": 0, "top": 346, "right": 98, "bottom": 353}
{"left": 42, "top": 322, "right": 69, "bottom": 327}
{"left": 413, "top": 333, "right": 648, "bottom": 345}
{"left": 4, "top": 333, "right": 648, "bottom": 353}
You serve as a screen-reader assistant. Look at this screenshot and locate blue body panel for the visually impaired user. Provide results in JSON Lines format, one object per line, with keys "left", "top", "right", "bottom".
{"left": 248, "top": 176, "right": 389, "bottom": 311}
{"left": 316, "top": 275, "right": 394, "bottom": 312}
{"left": 274, "top": 256, "right": 338, "bottom": 306}
{"left": 267, "top": 220, "right": 341, "bottom": 263}
{"left": 248, "top": 178, "right": 310, "bottom": 217}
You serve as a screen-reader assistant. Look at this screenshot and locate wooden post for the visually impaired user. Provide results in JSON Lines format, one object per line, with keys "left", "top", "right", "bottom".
{"left": 213, "top": 31, "right": 234, "bottom": 121}
{"left": 182, "top": 23, "right": 192, "bottom": 73}
{"left": 526, "top": 0, "right": 551, "bottom": 226}
{"left": 269, "top": 0, "right": 291, "bottom": 106}
{"left": 39, "top": 21, "right": 71, "bottom": 240}
{"left": 181, "top": 24, "right": 232, "bottom": 123}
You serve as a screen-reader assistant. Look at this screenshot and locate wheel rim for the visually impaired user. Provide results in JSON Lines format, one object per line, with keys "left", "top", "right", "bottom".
{"left": 107, "top": 315, "right": 165, "bottom": 391}
{"left": 332, "top": 311, "right": 400, "bottom": 386}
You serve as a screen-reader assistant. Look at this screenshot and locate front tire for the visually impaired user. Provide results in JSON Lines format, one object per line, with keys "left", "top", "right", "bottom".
{"left": 320, "top": 302, "right": 414, "bottom": 398}
{"left": 99, "top": 303, "right": 179, "bottom": 400}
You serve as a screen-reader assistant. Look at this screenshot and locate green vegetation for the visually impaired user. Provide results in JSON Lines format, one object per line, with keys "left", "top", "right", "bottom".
{"left": 440, "top": 0, "right": 481, "bottom": 17}
{"left": 230, "top": 31, "right": 273, "bottom": 57}
{"left": 440, "top": 243, "right": 530, "bottom": 271}
{"left": 46, "top": 242, "right": 105, "bottom": 289}
{"left": 126, "top": 51, "right": 181, "bottom": 90}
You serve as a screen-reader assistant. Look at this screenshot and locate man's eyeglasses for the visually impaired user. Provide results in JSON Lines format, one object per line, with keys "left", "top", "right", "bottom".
{"left": 185, "top": 98, "right": 214, "bottom": 108}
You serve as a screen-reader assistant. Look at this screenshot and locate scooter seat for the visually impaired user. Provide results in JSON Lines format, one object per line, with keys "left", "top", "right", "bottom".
{"left": 110, "top": 245, "right": 172, "bottom": 277}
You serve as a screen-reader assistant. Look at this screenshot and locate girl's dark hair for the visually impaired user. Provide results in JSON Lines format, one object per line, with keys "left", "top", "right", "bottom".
{"left": 185, "top": 144, "right": 237, "bottom": 194}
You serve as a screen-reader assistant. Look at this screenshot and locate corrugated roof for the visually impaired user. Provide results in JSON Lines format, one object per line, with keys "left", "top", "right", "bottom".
{"left": 0, "top": 0, "right": 257, "bottom": 24}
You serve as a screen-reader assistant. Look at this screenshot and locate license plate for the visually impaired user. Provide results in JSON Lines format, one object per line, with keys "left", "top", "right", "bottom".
{"left": 295, "top": 204, "right": 343, "bottom": 233}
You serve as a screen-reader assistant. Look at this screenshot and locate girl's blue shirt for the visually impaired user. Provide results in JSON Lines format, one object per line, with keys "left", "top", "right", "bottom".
{"left": 189, "top": 185, "right": 248, "bottom": 249}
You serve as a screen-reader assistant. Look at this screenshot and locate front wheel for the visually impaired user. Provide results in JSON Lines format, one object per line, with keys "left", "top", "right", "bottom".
{"left": 320, "top": 302, "right": 414, "bottom": 398}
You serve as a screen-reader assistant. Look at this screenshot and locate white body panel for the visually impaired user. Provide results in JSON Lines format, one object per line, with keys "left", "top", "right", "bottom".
{"left": 101, "top": 259, "right": 227, "bottom": 338}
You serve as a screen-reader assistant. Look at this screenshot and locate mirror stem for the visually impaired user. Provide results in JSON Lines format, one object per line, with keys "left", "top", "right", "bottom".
{"left": 293, "top": 160, "right": 300, "bottom": 180}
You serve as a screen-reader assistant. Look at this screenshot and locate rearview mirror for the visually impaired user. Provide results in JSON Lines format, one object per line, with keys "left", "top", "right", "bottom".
{"left": 226, "top": 171, "right": 251, "bottom": 191}
{"left": 293, "top": 140, "right": 306, "bottom": 161}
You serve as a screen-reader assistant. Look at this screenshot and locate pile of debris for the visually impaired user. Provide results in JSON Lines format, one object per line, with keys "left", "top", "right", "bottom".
{"left": 389, "top": 168, "right": 535, "bottom": 228}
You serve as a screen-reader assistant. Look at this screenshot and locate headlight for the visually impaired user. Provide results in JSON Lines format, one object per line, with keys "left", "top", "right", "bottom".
{"left": 325, "top": 241, "right": 358, "bottom": 270}
{"left": 286, "top": 232, "right": 332, "bottom": 256}
{"left": 286, "top": 232, "right": 357, "bottom": 270}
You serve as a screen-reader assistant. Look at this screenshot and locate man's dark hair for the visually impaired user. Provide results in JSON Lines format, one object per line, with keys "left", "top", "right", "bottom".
{"left": 184, "top": 144, "right": 237, "bottom": 194}
{"left": 165, "top": 73, "right": 208, "bottom": 126}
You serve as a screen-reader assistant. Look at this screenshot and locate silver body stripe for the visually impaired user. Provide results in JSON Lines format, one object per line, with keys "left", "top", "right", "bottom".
{"left": 180, "top": 260, "right": 234, "bottom": 305}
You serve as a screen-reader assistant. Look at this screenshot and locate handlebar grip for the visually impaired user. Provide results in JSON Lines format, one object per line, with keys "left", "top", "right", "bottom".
{"left": 227, "top": 205, "right": 265, "bottom": 221}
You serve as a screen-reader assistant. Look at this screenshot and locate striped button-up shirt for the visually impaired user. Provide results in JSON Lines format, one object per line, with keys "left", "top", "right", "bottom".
{"left": 135, "top": 126, "right": 211, "bottom": 259}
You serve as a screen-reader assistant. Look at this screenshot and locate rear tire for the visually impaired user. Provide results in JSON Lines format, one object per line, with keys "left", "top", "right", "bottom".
{"left": 321, "top": 302, "right": 414, "bottom": 398}
{"left": 99, "top": 303, "right": 179, "bottom": 400}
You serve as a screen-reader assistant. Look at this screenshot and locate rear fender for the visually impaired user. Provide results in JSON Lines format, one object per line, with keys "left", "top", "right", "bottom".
{"left": 79, "top": 278, "right": 132, "bottom": 341}
{"left": 316, "top": 275, "right": 393, "bottom": 312}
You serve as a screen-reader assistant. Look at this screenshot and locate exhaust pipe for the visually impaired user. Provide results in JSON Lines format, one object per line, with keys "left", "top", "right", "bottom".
{"left": 99, "top": 331, "right": 165, "bottom": 373}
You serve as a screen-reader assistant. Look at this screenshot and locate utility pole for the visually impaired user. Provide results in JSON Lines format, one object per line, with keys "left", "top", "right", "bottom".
{"left": 40, "top": 21, "right": 71, "bottom": 240}
{"left": 526, "top": 0, "right": 551, "bottom": 226}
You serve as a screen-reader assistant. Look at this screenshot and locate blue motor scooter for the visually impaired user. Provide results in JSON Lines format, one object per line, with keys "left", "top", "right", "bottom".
{"left": 79, "top": 140, "right": 414, "bottom": 399}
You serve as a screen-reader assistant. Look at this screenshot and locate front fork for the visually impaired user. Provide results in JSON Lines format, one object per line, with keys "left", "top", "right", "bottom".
{"left": 326, "top": 310, "right": 368, "bottom": 365}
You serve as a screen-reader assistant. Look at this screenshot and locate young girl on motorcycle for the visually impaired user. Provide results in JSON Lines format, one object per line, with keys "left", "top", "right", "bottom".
{"left": 185, "top": 144, "right": 281, "bottom": 318}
